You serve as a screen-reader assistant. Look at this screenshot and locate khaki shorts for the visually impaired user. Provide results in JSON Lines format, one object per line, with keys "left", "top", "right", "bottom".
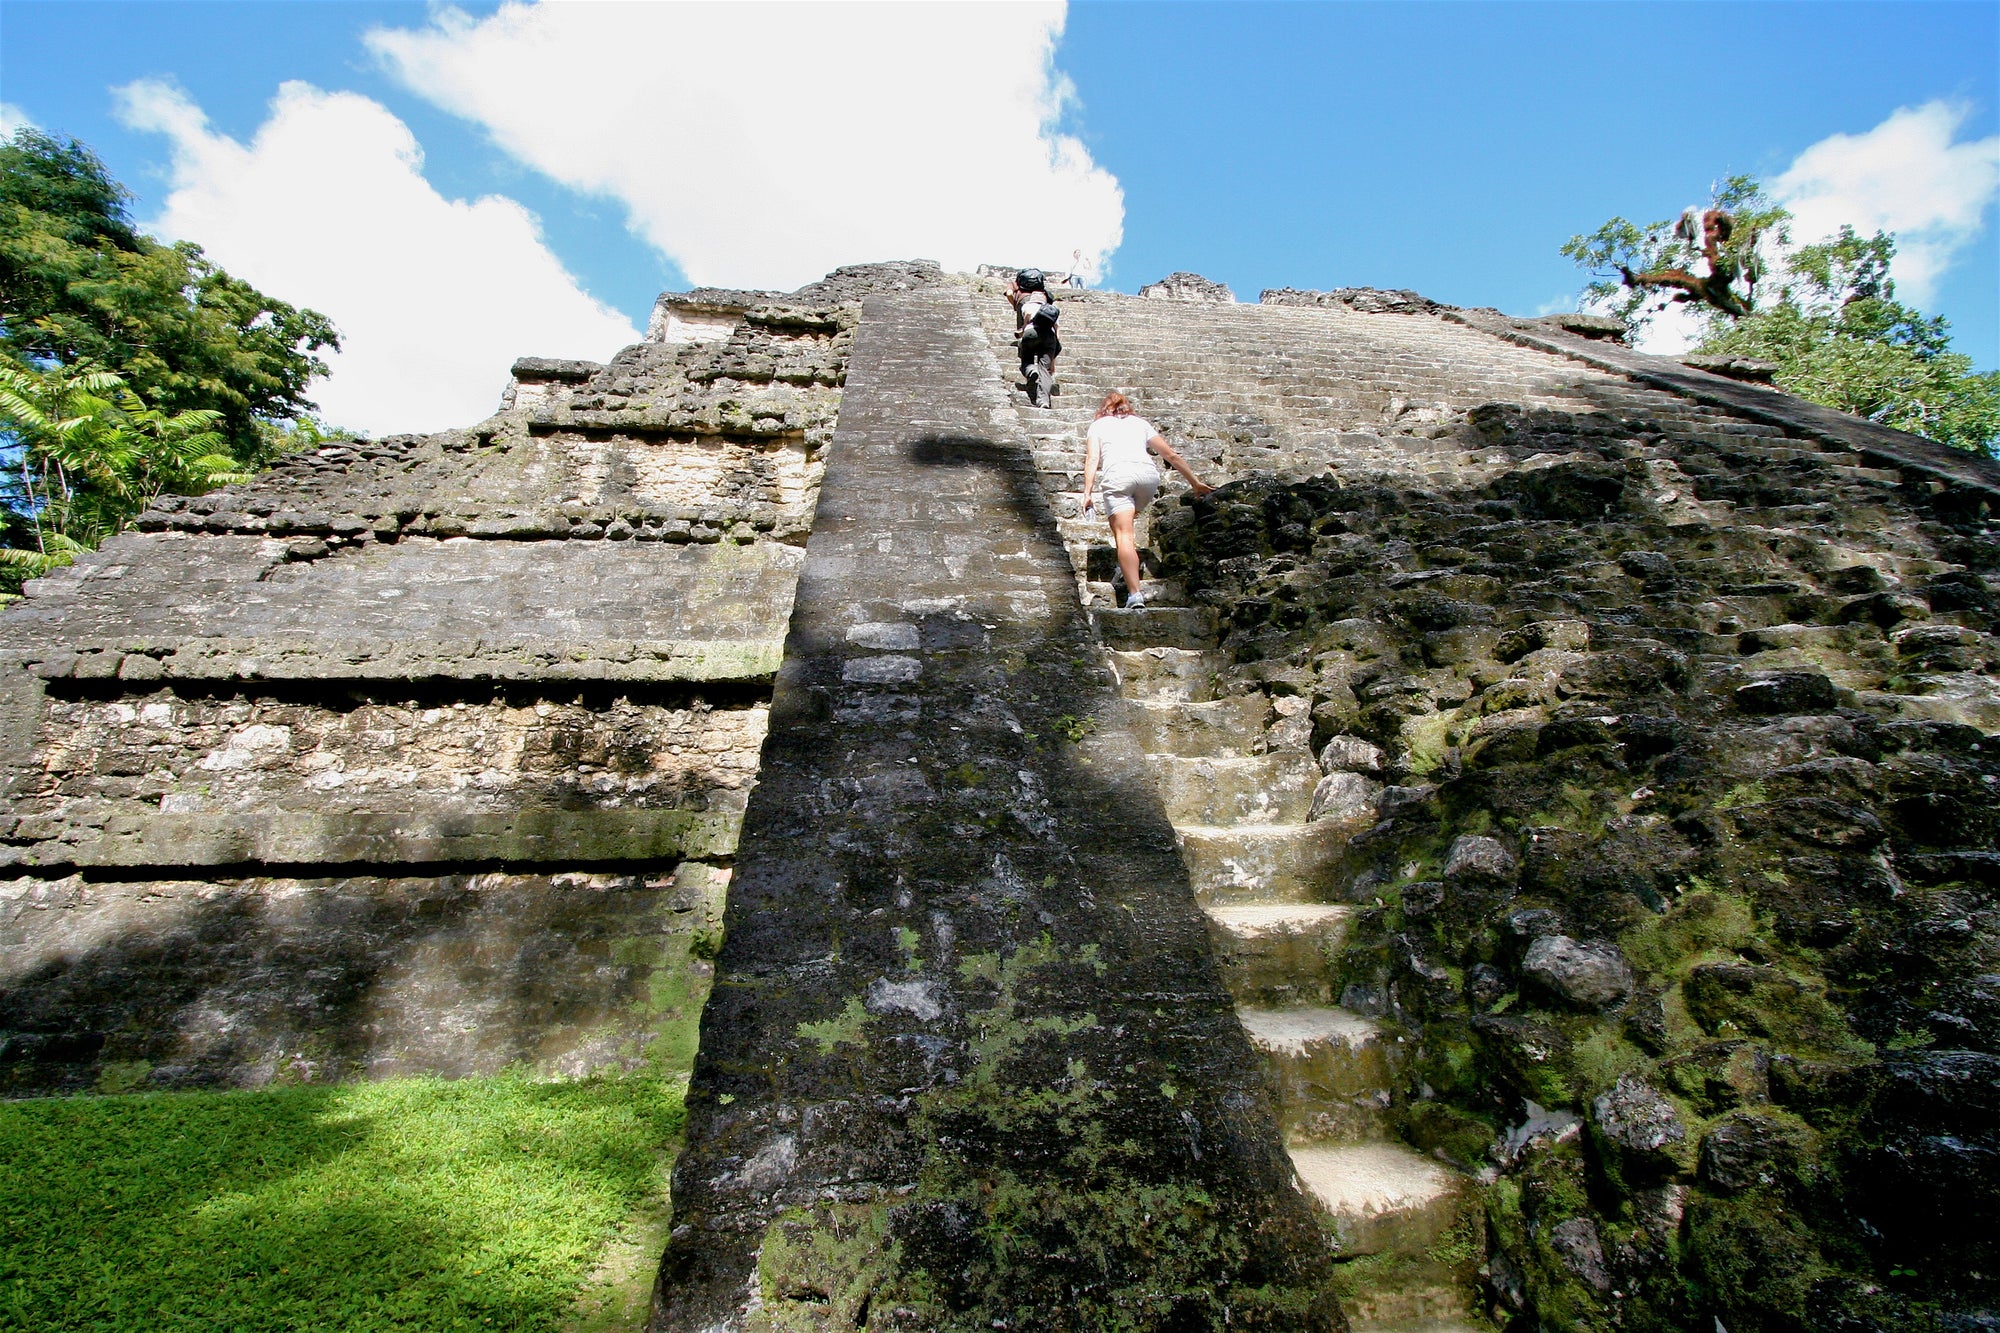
{"left": 1099, "top": 470, "right": 1160, "bottom": 516}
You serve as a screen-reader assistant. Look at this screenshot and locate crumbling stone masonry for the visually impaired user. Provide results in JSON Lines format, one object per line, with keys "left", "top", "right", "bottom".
{"left": 4, "top": 262, "right": 1997, "bottom": 1333}
{"left": 0, "top": 262, "right": 944, "bottom": 1091}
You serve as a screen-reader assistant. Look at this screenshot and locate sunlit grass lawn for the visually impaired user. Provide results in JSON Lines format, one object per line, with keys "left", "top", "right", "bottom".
{"left": 0, "top": 1073, "right": 685, "bottom": 1332}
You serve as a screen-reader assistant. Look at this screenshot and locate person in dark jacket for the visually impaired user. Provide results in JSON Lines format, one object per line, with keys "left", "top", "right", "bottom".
{"left": 1007, "top": 268, "right": 1061, "bottom": 407}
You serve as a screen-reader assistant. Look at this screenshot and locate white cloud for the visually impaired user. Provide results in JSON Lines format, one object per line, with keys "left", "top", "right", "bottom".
{"left": 1, "top": 103, "right": 36, "bottom": 138}
{"left": 114, "top": 78, "right": 639, "bottom": 435}
{"left": 1571, "top": 283, "right": 1713, "bottom": 357}
{"left": 1627, "top": 300, "right": 1712, "bottom": 358}
{"left": 1771, "top": 101, "right": 2000, "bottom": 306}
{"left": 366, "top": 1, "right": 1123, "bottom": 290}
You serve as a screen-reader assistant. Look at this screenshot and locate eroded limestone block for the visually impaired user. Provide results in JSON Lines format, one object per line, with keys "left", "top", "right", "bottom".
{"left": 1592, "top": 1075, "right": 1688, "bottom": 1177}
{"left": 1444, "top": 833, "right": 1518, "bottom": 882}
{"left": 1523, "top": 934, "right": 1635, "bottom": 1010}
{"left": 1139, "top": 271, "right": 1235, "bottom": 303}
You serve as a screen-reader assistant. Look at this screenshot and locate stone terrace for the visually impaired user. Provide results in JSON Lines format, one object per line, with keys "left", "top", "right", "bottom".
{"left": 0, "top": 262, "right": 944, "bottom": 1092}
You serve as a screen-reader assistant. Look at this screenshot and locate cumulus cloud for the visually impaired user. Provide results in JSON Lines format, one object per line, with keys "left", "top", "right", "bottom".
{"left": 1, "top": 103, "right": 36, "bottom": 138}
{"left": 114, "top": 78, "right": 639, "bottom": 435}
{"left": 366, "top": 1, "right": 1122, "bottom": 289}
{"left": 1771, "top": 101, "right": 2000, "bottom": 306}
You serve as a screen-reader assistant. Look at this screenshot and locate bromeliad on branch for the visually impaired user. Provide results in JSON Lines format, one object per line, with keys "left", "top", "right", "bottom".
{"left": 1562, "top": 176, "right": 1784, "bottom": 327}
{"left": 1562, "top": 175, "right": 1999, "bottom": 455}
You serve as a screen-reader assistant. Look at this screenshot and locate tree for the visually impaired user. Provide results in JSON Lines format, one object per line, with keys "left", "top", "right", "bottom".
{"left": 1564, "top": 178, "right": 1999, "bottom": 456}
{"left": 0, "top": 128, "right": 339, "bottom": 465}
{"left": 1562, "top": 176, "right": 1788, "bottom": 326}
{"left": 0, "top": 359, "right": 243, "bottom": 590}
{"left": 1, "top": 127, "right": 342, "bottom": 592}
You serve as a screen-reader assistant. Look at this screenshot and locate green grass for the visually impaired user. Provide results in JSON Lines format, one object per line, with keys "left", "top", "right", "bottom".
{"left": 0, "top": 1073, "right": 685, "bottom": 1333}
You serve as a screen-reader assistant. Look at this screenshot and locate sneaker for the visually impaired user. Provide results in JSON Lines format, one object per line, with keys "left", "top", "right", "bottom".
{"left": 1124, "top": 593, "right": 1146, "bottom": 611}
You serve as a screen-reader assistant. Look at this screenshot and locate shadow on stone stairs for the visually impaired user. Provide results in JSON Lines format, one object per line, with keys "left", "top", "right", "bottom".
{"left": 963, "top": 274, "right": 1491, "bottom": 1332}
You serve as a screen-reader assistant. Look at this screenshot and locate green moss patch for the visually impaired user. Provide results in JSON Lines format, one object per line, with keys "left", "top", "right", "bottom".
{"left": 0, "top": 1073, "right": 685, "bottom": 1332}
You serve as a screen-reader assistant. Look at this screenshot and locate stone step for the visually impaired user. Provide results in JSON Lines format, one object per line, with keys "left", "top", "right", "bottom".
{"left": 1204, "top": 903, "right": 1354, "bottom": 1007}
{"left": 1239, "top": 1005, "right": 1399, "bottom": 1140}
{"left": 1085, "top": 579, "right": 1189, "bottom": 609}
{"left": 1179, "top": 820, "right": 1350, "bottom": 902}
{"left": 1057, "top": 515, "right": 1111, "bottom": 546}
{"left": 1345, "top": 1299, "right": 1489, "bottom": 1333}
{"left": 1125, "top": 695, "right": 1269, "bottom": 756}
{"left": 1107, "top": 647, "right": 1226, "bottom": 702}
{"left": 1289, "top": 1141, "right": 1467, "bottom": 1259}
{"left": 1151, "top": 753, "right": 1317, "bottom": 825}
{"left": 1091, "top": 604, "right": 1222, "bottom": 651}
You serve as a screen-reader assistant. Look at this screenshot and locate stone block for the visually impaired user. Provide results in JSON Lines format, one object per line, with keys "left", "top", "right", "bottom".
{"left": 1123, "top": 695, "right": 1268, "bottom": 757}
{"left": 1150, "top": 753, "right": 1317, "bottom": 825}
{"left": 1204, "top": 903, "right": 1353, "bottom": 1007}
{"left": 1523, "top": 935, "right": 1634, "bottom": 1010}
{"left": 1240, "top": 1005, "right": 1400, "bottom": 1141}
{"left": 1290, "top": 1141, "right": 1466, "bottom": 1258}
{"left": 1179, "top": 821, "right": 1352, "bottom": 903}
{"left": 0, "top": 869, "right": 720, "bottom": 1093}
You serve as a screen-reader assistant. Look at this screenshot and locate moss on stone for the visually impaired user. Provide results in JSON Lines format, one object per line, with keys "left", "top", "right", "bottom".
{"left": 753, "top": 1204, "right": 896, "bottom": 1332}
{"left": 1155, "top": 451, "right": 1999, "bottom": 1330}
{"left": 752, "top": 935, "right": 1334, "bottom": 1331}
{"left": 1684, "top": 1188, "right": 1828, "bottom": 1330}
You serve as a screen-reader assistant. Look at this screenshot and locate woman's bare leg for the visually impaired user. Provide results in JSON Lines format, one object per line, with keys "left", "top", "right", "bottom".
{"left": 1108, "top": 508, "right": 1142, "bottom": 604}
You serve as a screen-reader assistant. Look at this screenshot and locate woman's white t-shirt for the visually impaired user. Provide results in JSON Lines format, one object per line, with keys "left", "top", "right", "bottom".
{"left": 1087, "top": 414, "right": 1160, "bottom": 482}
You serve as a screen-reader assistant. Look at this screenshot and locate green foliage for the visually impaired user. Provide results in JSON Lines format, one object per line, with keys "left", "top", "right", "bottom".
{"left": 1698, "top": 226, "right": 2000, "bottom": 455}
{"left": 1, "top": 128, "right": 338, "bottom": 459}
{"left": 1561, "top": 175, "right": 1785, "bottom": 326}
{"left": 0, "top": 358, "right": 242, "bottom": 544}
{"left": 1, "top": 127, "right": 343, "bottom": 583}
{"left": 252, "top": 411, "right": 360, "bottom": 462}
{"left": 1564, "top": 176, "right": 1999, "bottom": 455}
{"left": 0, "top": 1072, "right": 685, "bottom": 1332}
{"left": 1052, "top": 712, "right": 1096, "bottom": 743}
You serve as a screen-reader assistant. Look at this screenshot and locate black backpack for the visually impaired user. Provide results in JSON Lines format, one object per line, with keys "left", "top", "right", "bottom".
{"left": 1030, "top": 299, "right": 1060, "bottom": 329}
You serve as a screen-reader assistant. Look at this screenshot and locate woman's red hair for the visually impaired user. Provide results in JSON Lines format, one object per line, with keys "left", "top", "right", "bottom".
{"left": 1096, "top": 391, "right": 1133, "bottom": 419}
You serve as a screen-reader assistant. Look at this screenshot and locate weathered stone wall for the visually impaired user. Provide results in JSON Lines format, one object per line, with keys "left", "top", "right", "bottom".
{"left": 1145, "top": 456, "right": 1997, "bottom": 1331}
{"left": 1, "top": 864, "right": 725, "bottom": 1094}
{"left": 988, "top": 278, "right": 1999, "bottom": 1333}
{"left": 7, "top": 685, "right": 762, "bottom": 869}
{"left": 651, "top": 284, "right": 1340, "bottom": 1333}
{"left": 0, "top": 262, "right": 946, "bottom": 1093}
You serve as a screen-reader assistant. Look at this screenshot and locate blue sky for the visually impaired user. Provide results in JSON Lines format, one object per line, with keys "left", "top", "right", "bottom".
{"left": 3, "top": 1, "right": 1995, "bottom": 432}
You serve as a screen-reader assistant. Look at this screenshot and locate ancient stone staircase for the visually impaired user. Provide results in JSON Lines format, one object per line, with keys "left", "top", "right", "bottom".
{"left": 651, "top": 282, "right": 1346, "bottom": 1331}
{"left": 968, "top": 280, "right": 1486, "bottom": 1330}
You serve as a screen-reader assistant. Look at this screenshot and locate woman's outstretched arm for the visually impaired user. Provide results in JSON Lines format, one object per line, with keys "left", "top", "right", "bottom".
{"left": 1081, "top": 434, "right": 1101, "bottom": 513}
{"left": 1149, "top": 435, "right": 1215, "bottom": 496}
